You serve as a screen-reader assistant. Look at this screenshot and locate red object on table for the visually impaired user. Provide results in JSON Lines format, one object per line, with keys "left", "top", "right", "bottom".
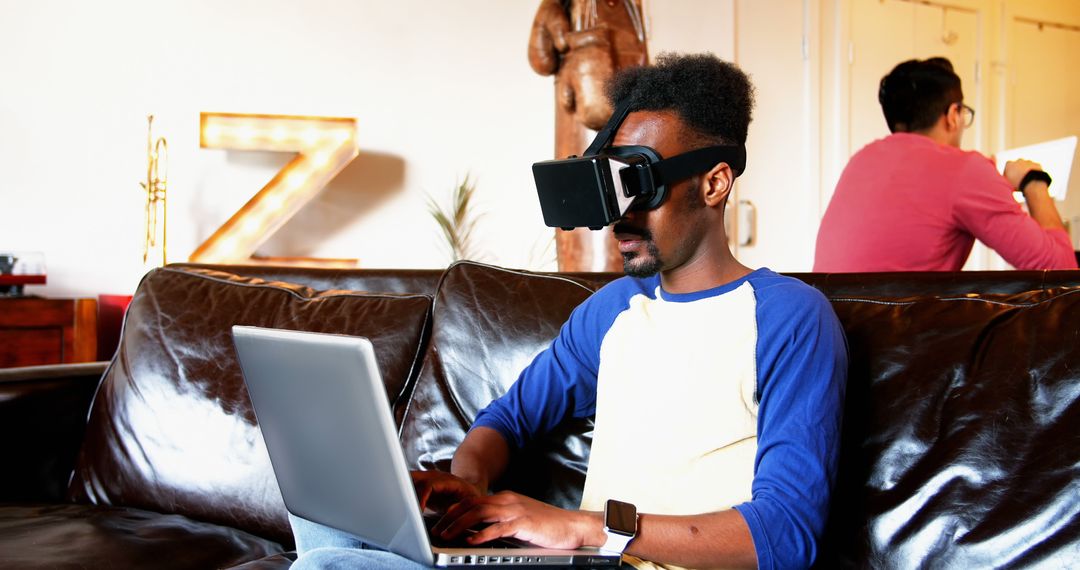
{"left": 0, "top": 274, "right": 47, "bottom": 285}
{"left": 97, "top": 294, "right": 134, "bottom": 361}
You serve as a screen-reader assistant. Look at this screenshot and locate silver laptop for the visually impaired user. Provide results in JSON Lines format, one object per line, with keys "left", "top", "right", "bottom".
{"left": 232, "top": 326, "right": 621, "bottom": 567}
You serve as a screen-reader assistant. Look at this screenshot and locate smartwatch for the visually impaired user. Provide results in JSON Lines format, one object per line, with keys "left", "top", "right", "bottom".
{"left": 600, "top": 499, "right": 638, "bottom": 554}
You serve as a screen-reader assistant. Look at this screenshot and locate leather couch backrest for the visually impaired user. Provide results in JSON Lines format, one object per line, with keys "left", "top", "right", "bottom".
{"left": 171, "top": 264, "right": 446, "bottom": 297}
{"left": 815, "top": 286, "right": 1080, "bottom": 568}
{"left": 68, "top": 267, "right": 432, "bottom": 546}
{"left": 793, "top": 269, "right": 1080, "bottom": 297}
{"left": 398, "top": 262, "right": 614, "bottom": 509}
{"left": 173, "top": 264, "right": 1080, "bottom": 299}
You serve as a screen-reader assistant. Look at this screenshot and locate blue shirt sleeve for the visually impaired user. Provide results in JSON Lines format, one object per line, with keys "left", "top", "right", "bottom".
{"left": 734, "top": 279, "right": 848, "bottom": 570}
{"left": 471, "top": 278, "right": 641, "bottom": 449}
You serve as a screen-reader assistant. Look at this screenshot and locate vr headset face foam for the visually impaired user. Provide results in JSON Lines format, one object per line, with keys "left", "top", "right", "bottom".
{"left": 532, "top": 99, "right": 747, "bottom": 230}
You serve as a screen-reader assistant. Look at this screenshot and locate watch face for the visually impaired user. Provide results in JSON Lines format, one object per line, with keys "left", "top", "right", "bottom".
{"left": 605, "top": 500, "right": 637, "bottom": 535}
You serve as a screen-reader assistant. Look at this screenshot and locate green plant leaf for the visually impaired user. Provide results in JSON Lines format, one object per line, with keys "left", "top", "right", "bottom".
{"left": 427, "top": 174, "right": 483, "bottom": 263}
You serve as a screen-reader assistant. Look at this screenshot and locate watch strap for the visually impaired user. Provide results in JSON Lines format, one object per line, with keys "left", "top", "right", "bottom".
{"left": 1019, "top": 169, "right": 1052, "bottom": 193}
{"left": 600, "top": 530, "right": 634, "bottom": 554}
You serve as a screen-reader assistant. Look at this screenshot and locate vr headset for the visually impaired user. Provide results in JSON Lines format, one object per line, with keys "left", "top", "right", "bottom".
{"left": 532, "top": 98, "right": 747, "bottom": 230}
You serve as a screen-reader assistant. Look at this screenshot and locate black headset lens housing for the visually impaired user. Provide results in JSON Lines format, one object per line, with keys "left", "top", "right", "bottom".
{"left": 531, "top": 98, "right": 747, "bottom": 231}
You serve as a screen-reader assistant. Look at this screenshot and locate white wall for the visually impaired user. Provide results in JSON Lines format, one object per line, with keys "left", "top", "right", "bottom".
{"left": 0, "top": 0, "right": 757, "bottom": 298}
{"left": 1, "top": 0, "right": 557, "bottom": 297}
{"left": 4, "top": 1, "right": 1077, "bottom": 299}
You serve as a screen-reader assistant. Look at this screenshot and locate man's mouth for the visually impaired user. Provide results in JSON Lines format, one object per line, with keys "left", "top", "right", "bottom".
{"left": 616, "top": 239, "right": 644, "bottom": 254}
{"left": 613, "top": 224, "right": 650, "bottom": 253}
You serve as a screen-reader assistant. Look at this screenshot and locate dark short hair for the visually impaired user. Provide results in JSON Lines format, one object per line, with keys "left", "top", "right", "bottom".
{"left": 878, "top": 57, "right": 963, "bottom": 133}
{"left": 606, "top": 52, "right": 755, "bottom": 147}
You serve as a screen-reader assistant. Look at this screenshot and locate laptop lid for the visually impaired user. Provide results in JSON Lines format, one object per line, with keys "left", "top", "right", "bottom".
{"left": 232, "top": 326, "right": 434, "bottom": 566}
{"left": 232, "top": 326, "right": 622, "bottom": 568}
{"left": 995, "top": 135, "right": 1077, "bottom": 201}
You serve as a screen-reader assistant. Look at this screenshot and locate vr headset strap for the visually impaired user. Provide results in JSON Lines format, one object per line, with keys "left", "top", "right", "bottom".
{"left": 584, "top": 97, "right": 747, "bottom": 183}
{"left": 653, "top": 145, "right": 747, "bottom": 183}
{"left": 584, "top": 99, "right": 635, "bottom": 156}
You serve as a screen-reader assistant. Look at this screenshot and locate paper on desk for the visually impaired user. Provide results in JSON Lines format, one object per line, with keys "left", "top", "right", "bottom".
{"left": 995, "top": 136, "right": 1077, "bottom": 201}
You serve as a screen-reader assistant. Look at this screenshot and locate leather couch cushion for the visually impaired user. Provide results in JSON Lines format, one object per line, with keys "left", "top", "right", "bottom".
{"left": 818, "top": 286, "right": 1080, "bottom": 568}
{"left": 69, "top": 267, "right": 431, "bottom": 546}
{"left": 0, "top": 504, "right": 282, "bottom": 569}
{"left": 399, "top": 262, "right": 613, "bottom": 509}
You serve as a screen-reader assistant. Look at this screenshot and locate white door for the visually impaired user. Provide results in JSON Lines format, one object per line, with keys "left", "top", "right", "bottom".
{"left": 848, "top": 1, "right": 981, "bottom": 154}
{"left": 732, "top": 0, "right": 820, "bottom": 271}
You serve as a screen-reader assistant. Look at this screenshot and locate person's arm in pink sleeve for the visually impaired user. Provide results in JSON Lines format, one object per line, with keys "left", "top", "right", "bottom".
{"left": 952, "top": 157, "right": 1076, "bottom": 270}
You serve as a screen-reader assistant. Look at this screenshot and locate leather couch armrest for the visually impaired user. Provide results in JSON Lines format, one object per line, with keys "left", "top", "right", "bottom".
{"left": 0, "top": 362, "right": 107, "bottom": 502}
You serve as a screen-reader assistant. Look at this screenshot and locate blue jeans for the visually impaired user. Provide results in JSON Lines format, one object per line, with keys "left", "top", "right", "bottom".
{"left": 290, "top": 513, "right": 431, "bottom": 569}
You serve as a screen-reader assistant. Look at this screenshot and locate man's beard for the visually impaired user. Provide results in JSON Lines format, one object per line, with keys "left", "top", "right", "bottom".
{"left": 614, "top": 223, "right": 663, "bottom": 277}
{"left": 622, "top": 243, "right": 662, "bottom": 277}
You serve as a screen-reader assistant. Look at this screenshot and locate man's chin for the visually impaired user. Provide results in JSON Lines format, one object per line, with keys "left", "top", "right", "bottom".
{"left": 621, "top": 253, "right": 661, "bottom": 278}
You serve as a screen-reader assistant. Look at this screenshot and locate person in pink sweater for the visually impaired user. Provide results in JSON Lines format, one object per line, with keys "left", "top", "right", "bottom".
{"left": 815, "top": 57, "right": 1076, "bottom": 272}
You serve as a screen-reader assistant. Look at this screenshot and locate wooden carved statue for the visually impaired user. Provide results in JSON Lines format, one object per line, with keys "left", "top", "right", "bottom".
{"left": 528, "top": 0, "right": 648, "bottom": 272}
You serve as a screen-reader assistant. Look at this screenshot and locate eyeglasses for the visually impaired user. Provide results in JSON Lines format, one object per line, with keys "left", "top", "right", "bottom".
{"left": 952, "top": 102, "right": 975, "bottom": 128}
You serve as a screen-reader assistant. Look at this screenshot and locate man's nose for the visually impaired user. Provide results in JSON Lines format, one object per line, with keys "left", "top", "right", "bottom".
{"left": 617, "top": 208, "right": 645, "bottom": 224}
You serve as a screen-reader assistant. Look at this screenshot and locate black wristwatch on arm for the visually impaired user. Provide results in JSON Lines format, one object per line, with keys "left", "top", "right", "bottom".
{"left": 1018, "top": 169, "right": 1052, "bottom": 194}
{"left": 600, "top": 499, "right": 638, "bottom": 554}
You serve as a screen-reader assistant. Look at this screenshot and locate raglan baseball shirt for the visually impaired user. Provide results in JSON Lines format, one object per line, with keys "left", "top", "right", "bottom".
{"left": 472, "top": 268, "right": 848, "bottom": 570}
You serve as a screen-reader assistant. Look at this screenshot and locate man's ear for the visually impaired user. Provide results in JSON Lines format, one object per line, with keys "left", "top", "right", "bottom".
{"left": 943, "top": 103, "right": 961, "bottom": 132}
{"left": 702, "top": 162, "right": 734, "bottom": 208}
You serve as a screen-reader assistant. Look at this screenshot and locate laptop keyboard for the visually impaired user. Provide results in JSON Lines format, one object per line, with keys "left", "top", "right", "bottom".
{"left": 444, "top": 554, "right": 556, "bottom": 565}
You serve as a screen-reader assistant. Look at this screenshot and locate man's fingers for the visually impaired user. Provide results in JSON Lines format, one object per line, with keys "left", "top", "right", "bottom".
{"left": 411, "top": 472, "right": 483, "bottom": 517}
{"left": 442, "top": 501, "right": 513, "bottom": 539}
{"left": 440, "top": 504, "right": 492, "bottom": 538}
{"left": 429, "top": 492, "right": 530, "bottom": 540}
{"left": 430, "top": 500, "right": 464, "bottom": 535}
{"left": 431, "top": 494, "right": 483, "bottom": 535}
{"left": 468, "top": 521, "right": 517, "bottom": 544}
{"left": 486, "top": 491, "right": 521, "bottom": 505}
{"left": 417, "top": 485, "right": 432, "bottom": 512}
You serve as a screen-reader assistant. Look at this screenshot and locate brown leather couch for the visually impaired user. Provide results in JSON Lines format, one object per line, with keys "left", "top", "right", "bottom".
{"left": 2, "top": 261, "right": 1078, "bottom": 569}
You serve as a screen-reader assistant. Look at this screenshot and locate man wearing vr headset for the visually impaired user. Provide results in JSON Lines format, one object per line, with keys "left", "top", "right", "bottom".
{"left": 293, "top": 53, "right": 847, "bottom": 570}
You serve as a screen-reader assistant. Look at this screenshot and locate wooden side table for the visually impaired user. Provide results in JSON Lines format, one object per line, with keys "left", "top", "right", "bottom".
{"left": 0, "top": 297, "right": 97, "bottom": 368}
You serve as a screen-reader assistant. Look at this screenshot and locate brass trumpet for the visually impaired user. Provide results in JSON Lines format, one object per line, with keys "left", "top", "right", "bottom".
{"left": 139, "top": 115, "right": 168, "bottom": 266}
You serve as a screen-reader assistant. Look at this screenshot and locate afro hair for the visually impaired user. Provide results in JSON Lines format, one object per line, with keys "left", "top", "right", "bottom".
{"left": 606, "top": 52, "right": 755, "bottom": 147}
